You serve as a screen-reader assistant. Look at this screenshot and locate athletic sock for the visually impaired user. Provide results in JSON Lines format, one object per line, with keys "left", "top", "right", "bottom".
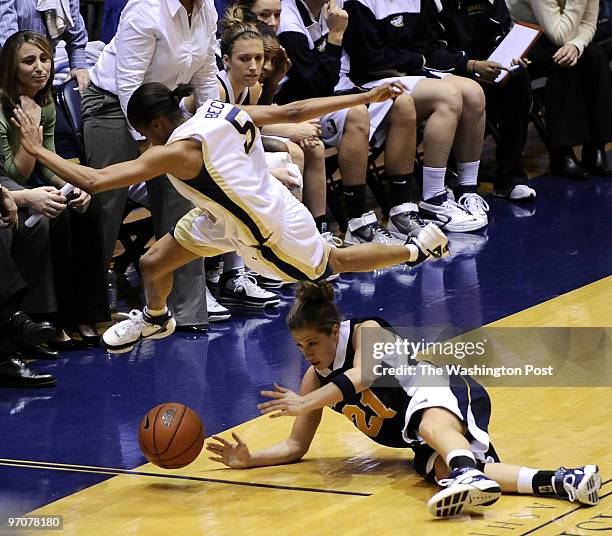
{"left": 456, "top": 160, "right": 480, "bottom": 196}
{"left": 422, "top": 166, "right": 447, "bottom": 202}
{"left": 387, "top": 173, "right": 416, "bottom": 204}
{"left": 314, "top": 214, "right": 330, "bottom": 234}
{"left": 446, "top": 449, "right": 478, "bottom": 471}
{"left": 342, "top": 184, "right": 367, "bottom": 219}
{"left": 518, "top": 468, "right": 559, "bottom": 496}
{"left": 144, "top": 305, "right": 168, "bottom": 318}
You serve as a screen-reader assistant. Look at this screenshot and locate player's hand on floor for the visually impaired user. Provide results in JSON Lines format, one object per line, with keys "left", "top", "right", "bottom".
{"left": 207, "top": 432, "right": 251, "bottom": 468}
{"left": 258, "top": 383, "right": 308, "bottom": 417}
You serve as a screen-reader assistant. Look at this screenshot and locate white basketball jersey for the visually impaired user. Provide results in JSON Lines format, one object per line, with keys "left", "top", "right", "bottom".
{"left": 166, "top": 100, "right": 287, "bottom": 246}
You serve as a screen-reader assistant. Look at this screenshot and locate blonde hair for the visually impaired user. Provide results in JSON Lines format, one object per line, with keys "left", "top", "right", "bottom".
{"left": 220, "top": 6, "right": 263, "bottom": 58}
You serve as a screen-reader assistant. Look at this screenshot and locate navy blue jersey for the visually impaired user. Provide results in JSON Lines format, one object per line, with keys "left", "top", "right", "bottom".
{"left": 314, "top": 318, "right": 415, "bottom": 448}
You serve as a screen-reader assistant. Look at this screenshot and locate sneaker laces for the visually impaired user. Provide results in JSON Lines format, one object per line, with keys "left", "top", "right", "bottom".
{"left": 114, "top": 309, "right": 146, "bottom": 338}
{"left": 321, "top": 231, "right": 343, "bottom": 247}
{"left": 232, "top": 269, "right": 272, "bottom": 297}
{"left": 562, "top": 473, "right": 578, "bottom": 502}
{"left": 459, "top": 193, "right": 489, "bottom": 216}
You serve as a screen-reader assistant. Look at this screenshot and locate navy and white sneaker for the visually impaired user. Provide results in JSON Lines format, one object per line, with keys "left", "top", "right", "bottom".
{"left": 406, "top": 223, "right": 449, "bottom": 267}
{"left": 427, "top": 468, "right": 501, "bottom": 518}
{"left": 102, "top": 309, "right": 176, "bottom": 354}
{"left": 345, "top": 211, "right": 405, "bottom": 245}
{"left": 386, "top": 202, "right": 428, "bottom": 240}
{"left": 218, "top": 268, "right": 281, "bottom": 308}
{"left": 553, "top": 465, "right": 601, "bottom": 506}
{"left": 205, "top": 285, "right": 231, "bottom": 322}
{"left": 419, "top": 193, "right": 485, "bottom": 233}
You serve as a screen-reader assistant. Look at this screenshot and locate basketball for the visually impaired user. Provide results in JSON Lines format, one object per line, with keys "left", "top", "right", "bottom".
{"left": 138, "top": 403, "right": 205, "bottom": 469}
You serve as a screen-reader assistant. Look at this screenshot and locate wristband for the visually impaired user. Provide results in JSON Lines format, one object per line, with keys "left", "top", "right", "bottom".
{"left": 329, "top": 372, "right": 358, "bottom": 402}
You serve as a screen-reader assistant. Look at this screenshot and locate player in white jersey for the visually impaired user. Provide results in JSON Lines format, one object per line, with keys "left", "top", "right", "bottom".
{"left": 11, "top": 81, "right": 448, "bottom": 353}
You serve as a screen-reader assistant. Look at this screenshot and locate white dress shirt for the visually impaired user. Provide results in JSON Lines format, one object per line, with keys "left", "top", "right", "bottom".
{"left": 90, "top": 0, "right": 220, "bottom": 138}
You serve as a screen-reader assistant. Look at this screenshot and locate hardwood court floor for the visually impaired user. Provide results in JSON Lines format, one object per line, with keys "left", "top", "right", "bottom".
{"left": 11, "top": 276, "right": 611, "bottom": 536}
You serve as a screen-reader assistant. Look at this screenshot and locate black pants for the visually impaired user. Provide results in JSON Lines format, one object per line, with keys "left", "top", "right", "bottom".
{"left": 528, "top": 37, "right": 612, "bottom": 149}
{"left": 482, "top": 69, "right": 533, "bottom": 187}
{"left": 48, "top": 198, "right": 110, "bottom": 329}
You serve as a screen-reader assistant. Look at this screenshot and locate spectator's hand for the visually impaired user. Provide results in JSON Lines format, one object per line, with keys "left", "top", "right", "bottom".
{"left": 271, "top": 167, "right": 301, "bottom": 189}
{"left": 473, "top": 60, "right": 503, "bottom": 81}
{"left": 67, "top": 68, "right": 90, "bottom": 92}
{"left": 511, "top": 57, "right": 530, "bottom": 69}
{"left": 26, "top": 187, "right": 67, "bottom": 218}
{"left": 68, "top": 188, "right": 91, "bottom": 213}
{"left": 11, "top": 106, "right": 44, "bottom": 155}
{"left": 553, "top": 44, "right": 579, "bottom": 67}
{"left": 0, "top": 186, "right": 18, "bottom": 228}
{"left": 267, "top": 46, "right": 293, "bottom": 84}
{"left": 18, "top": 95, "right": 42, "bottom": 126}
{"left": 324, "top": 0, "right": 349, "bottom": 43}
{"left": 288, "top": 121, "right": 321, "bottom": 143}
{"left": 365, "top": 81, "right": 405, "bottom": 103}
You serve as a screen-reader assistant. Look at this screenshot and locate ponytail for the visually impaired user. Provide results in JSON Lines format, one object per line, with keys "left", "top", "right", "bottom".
{"left": 127, "top": 82, "right": 192, "bottom": 129}
{"left": 286, "top": 282, "right": 341, "bottom": 334}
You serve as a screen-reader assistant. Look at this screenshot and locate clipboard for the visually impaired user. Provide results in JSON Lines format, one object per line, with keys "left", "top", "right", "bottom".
{"left": 485, "top": 21, "right": 543, "bottom": 85}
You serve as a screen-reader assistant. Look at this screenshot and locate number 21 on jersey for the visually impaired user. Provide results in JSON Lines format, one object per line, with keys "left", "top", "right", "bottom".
{"left": 225, "top": 107, "right": 256, "bottom": 154}
{"left": 342, "top": 390, "right": 397, "bottom": 438}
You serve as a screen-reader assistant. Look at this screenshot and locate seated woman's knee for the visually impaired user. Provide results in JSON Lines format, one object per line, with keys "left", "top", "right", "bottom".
{"left": 345, "top": 105, "right": 370, "bottom": 136}
{"left": 392, "top": 93, "right": 417, "bottom": 122}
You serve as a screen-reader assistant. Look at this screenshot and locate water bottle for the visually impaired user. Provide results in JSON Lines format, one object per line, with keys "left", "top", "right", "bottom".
{"left": 107, "top": 269, "right": 117, "bottom": 313}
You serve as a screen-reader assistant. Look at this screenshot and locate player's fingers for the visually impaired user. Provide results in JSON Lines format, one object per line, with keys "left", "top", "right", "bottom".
{"left": 208, "top": 456, "right": 225, "bottom": 464}
{"left": 260, "top": 389, "right": 284, "bottom": 399}
{"left": 231, "top": 432, "right": 245, "bottom": 445}
{"left": 211, "top": 435, "right": 231, "bottom": 446}
{"left": 269, "top": 411, "right": 286, "bottom": 418}
{"left": 274, "top": 383, "right": 289, "bottom": 392}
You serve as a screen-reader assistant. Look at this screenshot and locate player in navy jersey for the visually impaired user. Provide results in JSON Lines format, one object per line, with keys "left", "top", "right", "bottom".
{"left": 207, "top": 281, "right": 602, "bottom": 517}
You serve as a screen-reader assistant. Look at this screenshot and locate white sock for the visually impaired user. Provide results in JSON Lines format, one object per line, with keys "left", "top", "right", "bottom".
{"left": 457, "top": 160, "right": 480, "bottom": 187}
{"left": 144, "top": 305, "right": 168, "bottom": 317}
{"left": 517, "top": 467, "right": 538, "bottom": 494}
{"left": 422, "top": 166, "right": 447, "bottom": 201}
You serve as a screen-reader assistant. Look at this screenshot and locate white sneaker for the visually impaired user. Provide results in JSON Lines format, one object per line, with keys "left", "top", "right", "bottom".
{"left": 205, "top": 264, "right": 223, "bottom": 289}
{"left": 344, "top": 211, "right": 405, "bottom": 245}
{"left": 492, "top": 184, "right": 536, "bottom": 201}
{"left": 321, "top": 231, "right": 343, "bottom": 248}
{"left": 458, "top": 193, "right": 489, "bottom": 228}
{"left": 205, "top": 285, "right": 231, "bottom": 322}
{"left": 102, "top": 309, "right": 176, "bottom": 354}
{"left": 428, "top": 468, "right": 501, "bottom": 518}
{"left": 386, "top": 202, "right": 428, "bottom": 240}
{"left": 419, "top": 195, "right": 485, "bottom": 233}
{"left": 218, "top": 268, "right": 281, "bottom": 308}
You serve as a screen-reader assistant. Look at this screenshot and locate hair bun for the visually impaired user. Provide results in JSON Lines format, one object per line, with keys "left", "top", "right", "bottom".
{"left": 295, "top": 281, "right": 335, "bottom": 305}
{"left": 222, "top": 5, "right": 257, "bottom": 27}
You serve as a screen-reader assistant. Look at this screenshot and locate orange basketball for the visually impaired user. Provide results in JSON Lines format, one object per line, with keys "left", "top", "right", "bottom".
{"left": 138, "top": 403, "right": 205, "bottom": 469}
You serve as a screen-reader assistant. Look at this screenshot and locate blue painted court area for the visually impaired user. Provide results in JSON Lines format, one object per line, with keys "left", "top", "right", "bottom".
{"left": 1, "top": 174, "right": 611, "bottom": 519}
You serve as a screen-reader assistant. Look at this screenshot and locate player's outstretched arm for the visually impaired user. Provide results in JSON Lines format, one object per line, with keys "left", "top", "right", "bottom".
{"left": 12, "top": 106, "right": 202, "bottom": 193}
{"left": 240, "top": 82, "right": 406, "bottom": 127}
{"left": 207, "top": 369, "right": 323, "bottom": 469}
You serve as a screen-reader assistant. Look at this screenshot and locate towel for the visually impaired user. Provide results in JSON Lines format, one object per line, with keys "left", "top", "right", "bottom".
{"left": 37, "top": 0, "right": 74, "bottom": 39}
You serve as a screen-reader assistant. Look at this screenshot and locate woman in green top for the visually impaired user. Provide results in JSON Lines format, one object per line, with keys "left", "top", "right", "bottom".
{"left": 0, "top": 31, "right": 108, "bottom": 347}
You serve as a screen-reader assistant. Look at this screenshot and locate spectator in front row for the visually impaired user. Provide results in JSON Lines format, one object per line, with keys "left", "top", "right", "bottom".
{"left": 507, "top": 0, "right": 612, "bottom": 179}
{"left": 0, "top": 185, "right": 57, "bottom": 388}
{"left": 0, "top": 31, "right": 108, "bottom": 348}
{"left": 0, "top": 0, "right": 90, "bottom": 91}
{"left": 433, "top": 0, "right": 536, "bottom": 202}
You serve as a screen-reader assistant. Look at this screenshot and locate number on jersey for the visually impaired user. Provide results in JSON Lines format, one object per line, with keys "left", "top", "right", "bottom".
{"left": 225, "top": 108, "right": 256, "bottom": 154}
{"left": 342, "top": 390, "right": 397, "bottom": 438}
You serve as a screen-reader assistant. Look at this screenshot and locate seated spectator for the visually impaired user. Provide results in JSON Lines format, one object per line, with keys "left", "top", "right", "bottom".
{"left": 288, "top": 0, "right": 488, "bottom": 233}
{"left": 0, "top": 31, "right": 108, "bottom": 348}
{"left": 0, "top": 185, "right": 57, "bottom": 387}
{"left": 0, "top": 0, "right": 90, "bottom": 91}
{"left": 433, "top": 0, "right": 536, "bottom": 202}
{"left": 507, "top": 0, "right": 612, "bottom": 178}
